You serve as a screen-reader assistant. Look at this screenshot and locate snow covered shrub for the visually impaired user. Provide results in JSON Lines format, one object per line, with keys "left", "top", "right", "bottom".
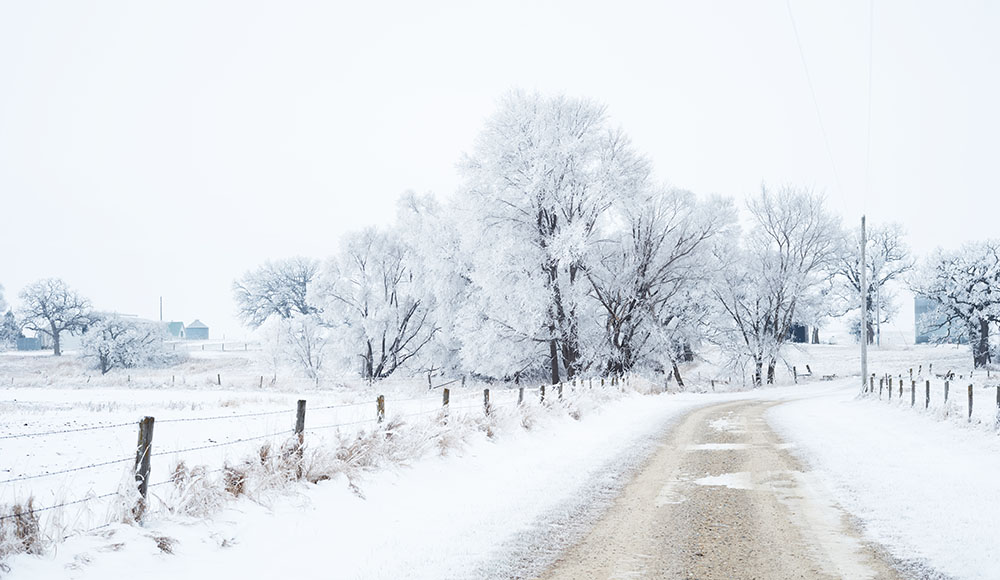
{"left": 81, "top": 315, "right": 177, "bottom": 374}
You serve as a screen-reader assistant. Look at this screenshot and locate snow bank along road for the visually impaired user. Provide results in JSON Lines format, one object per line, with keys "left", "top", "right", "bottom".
{"left": 541, "top": 399, "right": 903, "bottom": 580}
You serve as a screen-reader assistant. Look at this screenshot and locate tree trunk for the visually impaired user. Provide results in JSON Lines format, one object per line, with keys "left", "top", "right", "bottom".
{"left": 672, "top": 362, "right": 685, "bottom": 389}
{"left": 52, "top": 328, "right": 61, "bottom": 356}
{"left": 766, "top": 361, "right": 776, "bottom": 384}
{"left": 753, "top": 360, "right": 763, "bottom": 388}
{"left": 971, "top": 319, "right": 991, "bottom": 368}
{"left": 549, "top": 338, "right": 560, "bottom": 384}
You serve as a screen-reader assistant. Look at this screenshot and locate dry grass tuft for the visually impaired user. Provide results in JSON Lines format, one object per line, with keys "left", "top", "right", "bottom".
{"left": 0, "top": 498, "right": 44, "bottom": 561}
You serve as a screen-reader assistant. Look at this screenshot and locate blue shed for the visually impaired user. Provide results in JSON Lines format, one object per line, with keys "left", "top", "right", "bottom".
{"left": 186, "top": 319, "right": 209, "bottom": 340}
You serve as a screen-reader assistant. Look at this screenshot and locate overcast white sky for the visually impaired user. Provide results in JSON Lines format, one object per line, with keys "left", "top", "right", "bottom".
{"left": 1, "top": 0, "right": 997, "bottom": 339}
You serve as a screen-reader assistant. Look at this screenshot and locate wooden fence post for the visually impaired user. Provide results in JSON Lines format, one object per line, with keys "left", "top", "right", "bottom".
{"left": 377, "top": 395, "right": 385, "bottom": 424}
{"left": 558, "top": 383, "right": 563, "bottom": 400}
{"left": 217, "top": 373, "right": 221, "bottom": 386}
{"left": 442, "top": 388, "right": 450, "bottom": 423}
{"left": 134, "top": 416, "right": 155, "bottom": 516}
{"left": 793, "top": 366, "right": 798, "bottom": 384}
{"left": 518, "top": 387, "right": 524, "bottom": 405}
{"left": 295, "top": 400, "right": 306, "bottom": 444}
{"left": 968, "top": 384, "right": 974, "bottom": 421}
{"left": 898, "top": 379, "right": 903, "bottom": 398}
{"left": 295, "top": 400, "right": 306, "bottom": 478}
{"left": 879, "top": 377, "right": 884, "bottom": 398}
{"left": 483, "top": 388, "right": 491, "bottom": 416}
{"left": 540, "top": 385, "right": 546, "bottom": 403}
{"left": 869, "top": 375, "right": 874, "bottom": 393}
{"left": 945, "top": 380, "right": 950, "bottom": 402}
{"left": 925, "top": 381, "right": 930, "bottom": 409}
{"left": 911, "top": 381, "right": 916, "bottom": 407}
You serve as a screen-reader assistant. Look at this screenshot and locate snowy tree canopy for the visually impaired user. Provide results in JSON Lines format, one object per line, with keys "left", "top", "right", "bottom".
{"left": 833, "top": 222, "right": 913, "bottom": 343}
{"left": 233, "top": 257, "right": 319, "bottom": 328}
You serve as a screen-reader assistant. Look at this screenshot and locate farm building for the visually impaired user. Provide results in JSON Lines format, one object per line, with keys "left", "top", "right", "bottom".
{"left": 167, "top": 321, "right": 186, "bottom": 338}
{"left": 186, "top": 319, "right": 209, "bottom": 340}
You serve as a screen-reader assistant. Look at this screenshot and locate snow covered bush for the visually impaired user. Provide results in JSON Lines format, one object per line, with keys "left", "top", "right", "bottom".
{"left": 81, "top": 315, "right": 174, "bottom": 374}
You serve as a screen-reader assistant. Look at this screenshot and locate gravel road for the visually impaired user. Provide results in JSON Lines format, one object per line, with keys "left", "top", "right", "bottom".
{"left": 537, "top": 399, "right": 903, "bottom": 579}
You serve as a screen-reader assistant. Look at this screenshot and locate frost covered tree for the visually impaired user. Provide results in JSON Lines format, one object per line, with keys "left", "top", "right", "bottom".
{"left": 586, "top": 189, "right": 735, "bottom": 379}
{"left": 712, "top": 186, "right": 840, "bottom": 386}
{"left": 834, "top": 222, "right": 913, "bottom": 344}
{"left": 281, "top": 313, "right": 330, "bottom": 380}
{"left": 912, "top": 240, "right": 1000, "bottom": 368}
{"left": 18, "top": 278, "right": 94, "bottom": 356}
{"left": 458, "top": 90, "right": 649, "bottom": 383}
{"left": 233, "top": 257, "right": 319, "bottom": 328}
{"left": 311, "top": 228, "right": 438, "bottom": 381}
{"left": 395, "top": 192, "right": 469, "bottom": 375}
{"left": 82, "top": 316, "right": 169, "bottom": 374}
{"left": 0, "top": 311, "right": 20, "bottom": 348}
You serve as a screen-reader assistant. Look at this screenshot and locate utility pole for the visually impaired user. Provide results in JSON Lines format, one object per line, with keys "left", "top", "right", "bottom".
{"left": 860, "top": 216, "right": 868, "bottom": 394}
{"left": 159, "top": 296, "right": 163, "bottom": 322}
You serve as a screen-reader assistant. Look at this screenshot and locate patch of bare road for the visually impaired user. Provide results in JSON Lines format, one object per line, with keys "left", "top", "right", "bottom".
{"left": 537, "top": 400, "right": 903, "bottom": 580}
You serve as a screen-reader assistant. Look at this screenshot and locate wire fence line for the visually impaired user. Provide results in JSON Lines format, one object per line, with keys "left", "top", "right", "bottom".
{"left": 0, "top": 421, "right": 137, "bottom": 440}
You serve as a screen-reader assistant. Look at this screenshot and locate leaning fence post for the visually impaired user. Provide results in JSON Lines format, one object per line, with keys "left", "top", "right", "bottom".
{"left": 558, "top": 383, "right": 564, "bottom": 400}
{"left": 134, "top": 416, "right": 155, "bottom": 516}
{"left": 793, "top": 366, "right": 797, "bottom": 384}
{"left": 377, "top": 395, "right": 385, "bottom": 424}
{"left": 483, "top": 388, "right": 491, "bottom": 416}
{"left": 968, "top": 384, "right": 974, "bottom": 421}
{"left": 518, "top": 387, "right": 524, "bottom": 405}
{"left": 879, "top": 377, "right": 884, "bottom": 398}
{"left": 217, "top": 373, "right": 221, "bottom": 386}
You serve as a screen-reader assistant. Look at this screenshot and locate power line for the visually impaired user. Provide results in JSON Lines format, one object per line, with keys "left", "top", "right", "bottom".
{"left": 785, "top": 0, "right": 848, "bottom": 213}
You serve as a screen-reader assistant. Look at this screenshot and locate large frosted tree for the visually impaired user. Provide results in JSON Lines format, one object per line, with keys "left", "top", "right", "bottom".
{"left": 833, "top": 222, "right": 913, "bottom": 344}
{"left": 18, "top": 278, "right": 93, "bottom": 356}
{"left": 912, "top": 240, "right": 1000, "bottom": 368}
{"left": 233, "top": 257, "right": 319, "bottom": 328}
{"left": 311, "top": 228, "right": 438, "bottom": 381}
{"left": 458, "top": 91, "right": 650, "bottom": 383}
{"left": 586, "top": 188, "right": 735, "bottom": 378}
{"left": 712, "top": 186, "right": 840, "bottom": 386}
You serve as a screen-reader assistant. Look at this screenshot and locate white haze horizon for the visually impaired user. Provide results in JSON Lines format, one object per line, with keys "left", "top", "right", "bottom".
{"left": 1, "top": 0, "right": 997, "bottom": 339}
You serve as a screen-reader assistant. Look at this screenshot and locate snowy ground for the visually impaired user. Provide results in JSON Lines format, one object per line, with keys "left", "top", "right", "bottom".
{"left": 769, "top": 380, "right": 1000, "bottom": 580}
{"left": 2, "top": 345, "right": 998, "bottom": 578}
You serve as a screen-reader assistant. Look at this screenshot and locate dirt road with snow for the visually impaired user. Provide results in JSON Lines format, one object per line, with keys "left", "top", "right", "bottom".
{"left": 538, "top": 399, "right": 902, "bottom": 579}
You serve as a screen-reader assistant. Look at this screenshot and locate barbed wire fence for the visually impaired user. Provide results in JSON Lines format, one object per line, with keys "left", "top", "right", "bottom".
{"left": 0, "top": 375, "right": 631, "bottom": 541}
